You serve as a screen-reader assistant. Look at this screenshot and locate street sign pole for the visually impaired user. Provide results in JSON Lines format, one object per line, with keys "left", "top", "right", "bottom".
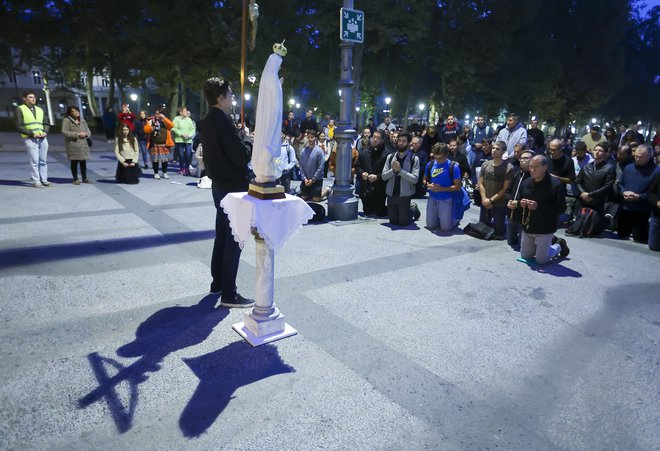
{"left": 328, "top": 1, "right": 363, "bottom": 221}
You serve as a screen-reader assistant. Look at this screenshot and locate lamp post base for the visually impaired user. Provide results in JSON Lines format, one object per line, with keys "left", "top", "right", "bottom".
{"left": 232, "top": 321, "right": 298, "bottom": 347}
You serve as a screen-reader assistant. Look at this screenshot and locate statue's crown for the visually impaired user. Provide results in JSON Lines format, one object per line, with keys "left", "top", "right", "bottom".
{"left": 273, "top": 40, "right": 287, "bottom": 57}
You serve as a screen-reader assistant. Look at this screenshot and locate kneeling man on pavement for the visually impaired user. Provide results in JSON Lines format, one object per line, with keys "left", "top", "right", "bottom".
{"left": 514, "top": 155, "right": 570, "bottom": 264}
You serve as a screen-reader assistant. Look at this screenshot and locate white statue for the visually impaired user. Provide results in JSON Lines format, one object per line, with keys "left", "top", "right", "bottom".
{"left": 251, "top": 41, "right": 287, "bottom": 184}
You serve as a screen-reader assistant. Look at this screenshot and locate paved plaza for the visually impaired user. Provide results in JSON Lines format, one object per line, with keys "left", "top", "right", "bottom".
{"left": 0, "top": 132, "right": 658, "bottom": 450}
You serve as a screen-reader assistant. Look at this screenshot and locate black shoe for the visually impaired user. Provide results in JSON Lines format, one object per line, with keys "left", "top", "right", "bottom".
{"left": 220, "top": 293, "right": 255, "bottom": 308}
{"left": 556, "top": 238, "right": 570, "bottom": 258}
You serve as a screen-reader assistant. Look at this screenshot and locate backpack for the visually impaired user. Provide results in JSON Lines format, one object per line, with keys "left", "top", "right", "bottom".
{"left": 464, "top": 221, "right": 495, "bottom": 240}
{"left": 567, "top": 207, "right": 604, "bottom": 237}
{"left": 410, "top": 202, "right": 421, "bottom": 221}
{"left": 306, "top": 202, "right": 326, "bottom": 223}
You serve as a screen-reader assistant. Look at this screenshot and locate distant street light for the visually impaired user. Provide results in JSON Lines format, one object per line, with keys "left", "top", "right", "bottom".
{"left": 338, "top": 89, "right": 342, "bottom": 96}
{"left": 418, "top": 103, "right": 425, "bottom": 111}
{"left": 465, "top": 114, "right": 470, "bottom": 120}
{"left": 232, "top": 100, "right": 237, "bottom": 106}
{"left": 244, "top": 93, "right": 251, "bottom": 101}
{"left": 289, "top": 98, "right": 295, "bottom": 106}
{"left": 295, "top": 103, "right": 300, "bottom": 109}
{"left": 130, "top": 93, "right": 138, "bottom": 102}
{"left": 385, "top": 97, "right": 391, "bottom": 105}
{"left": 247, "top": 74, "right": 256, "bottom": 84}
{"left": 355, "top": 106, "right": 360, "bottom": 112}
{"left": 591, "top": 118, "right": 597, "bottom": 124}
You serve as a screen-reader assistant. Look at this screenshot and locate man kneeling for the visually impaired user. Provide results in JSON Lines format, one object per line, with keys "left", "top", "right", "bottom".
{"left": 515, "top": 155, "right": 570, "bottom": 264}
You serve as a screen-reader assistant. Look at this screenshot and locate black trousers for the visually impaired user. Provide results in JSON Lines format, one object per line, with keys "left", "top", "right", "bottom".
{"left": 617, "top": 209, "right": 650, "bottom": 243}
{"left": 387, "top": 195, "right": 412, "bottom": 226}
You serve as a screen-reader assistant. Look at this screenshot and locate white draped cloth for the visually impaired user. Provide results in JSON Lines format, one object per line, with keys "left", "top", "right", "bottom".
{"left": 251, "top": 53, "right": 284, "bottom": 183}
{"left": 220, "top": 193, "right": 314, "bottom": 251}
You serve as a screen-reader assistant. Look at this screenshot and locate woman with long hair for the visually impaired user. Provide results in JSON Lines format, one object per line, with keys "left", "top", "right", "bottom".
{"left": 134, "top": 110, "right": 150, "bottom": 169}
{"left": 144, "top": 108, "right": 174, "bottom": 179}
{"left": 62, "top": 105, "right": 92, "bottom": 184}
{"left": 115, "top": 124, "right": 141, "bottom": 184}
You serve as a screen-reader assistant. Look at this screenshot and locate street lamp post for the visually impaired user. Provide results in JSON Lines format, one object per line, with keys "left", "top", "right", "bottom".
{"left": 328, "top": 0, "right": 359, "bottom": 221}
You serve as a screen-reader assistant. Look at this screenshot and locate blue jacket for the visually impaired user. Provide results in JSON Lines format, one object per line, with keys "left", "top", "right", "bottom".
{"left": 618, "top": 161, "right": 658, "bottom": 212}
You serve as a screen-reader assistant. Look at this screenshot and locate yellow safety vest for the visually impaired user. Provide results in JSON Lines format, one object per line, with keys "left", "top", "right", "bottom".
{"left": 18, "top": 104, "right": 45, "bottom": 138}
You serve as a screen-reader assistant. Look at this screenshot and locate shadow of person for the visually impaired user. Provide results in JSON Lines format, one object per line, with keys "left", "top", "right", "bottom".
{"left": 78, "top": 295, "right": 228, "bottom": 433}
{"left": 179, "top": 341, "right": 295, "bottom": 438}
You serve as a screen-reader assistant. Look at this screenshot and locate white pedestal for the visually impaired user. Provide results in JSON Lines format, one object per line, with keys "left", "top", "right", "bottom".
{"left": 221, "top": 193, "right": 314, "bottom": 347}
{"left": 231, "top": 229, "right": 297, "bottom": 346}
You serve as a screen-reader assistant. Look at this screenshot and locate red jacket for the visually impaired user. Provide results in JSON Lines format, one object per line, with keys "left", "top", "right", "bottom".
{"left": 118, "top": 112, "right": 137, "bottom": 132}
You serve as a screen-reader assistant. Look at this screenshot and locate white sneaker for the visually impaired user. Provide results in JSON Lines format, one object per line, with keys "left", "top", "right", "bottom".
{"left": 154, "top": 174, "right": 161, "bottom": 180}
{"left": 162, "top": 173, "right": 169, "bottom": 179}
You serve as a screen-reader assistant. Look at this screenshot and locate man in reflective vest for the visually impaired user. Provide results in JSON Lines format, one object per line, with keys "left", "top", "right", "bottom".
{"left": 16, "top": 90, "right": 51, "bottom": 187}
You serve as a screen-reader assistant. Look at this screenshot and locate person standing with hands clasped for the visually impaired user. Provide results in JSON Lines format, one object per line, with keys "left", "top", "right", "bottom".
{"left": 61, "top": 106, "right": 92, "bottom": 184}
{"left": 514, "top": 155, "right": 570, "bottom": 264}
{"left": 201, "top": 77, "right": 255, "bottom": 308}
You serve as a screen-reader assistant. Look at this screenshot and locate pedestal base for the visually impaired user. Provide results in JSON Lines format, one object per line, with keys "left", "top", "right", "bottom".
{"left": 232, "top": 321, "right": 298, "bottom": 347}
{"left": 248, "top": 182, "right": 286, "bottom": 200}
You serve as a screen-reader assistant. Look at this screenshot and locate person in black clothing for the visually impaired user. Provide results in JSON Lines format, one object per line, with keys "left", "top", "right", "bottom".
{"left": 574, "top": 143, "right": 616, "bottom": 216}
{"left": 616, "top": 145, "right": 658, "bottom": 243}
{"left": 527, "top": 118, "right": 545, "bottom": 153}
{"left": 201, "top": 77, "right": 254, "bottom": 309}
{"left": 300, "top": 109, "right": 318, "bottom": 134}
{"left": 515, "top": 155, "right": 570, "bottom": 264}
{"left": 548, "top": 138, "right": 575, "bottom": 221}
{"left": 506, "top": 150, "right": 533, "bottom": 247}
{"left": 447, "top": 138, "right": 470, "bottom": 179}
{"left": 355, "top": 129, "right": 389, "bottom": 216}
{"left": 440, "top": 114, "right": 460, "bottom": 144}
{"left": 421, "top": 125, "right": 440, "bottom": 155}
{"left": 647, "top": 171, "right": 660, "bottom": 251}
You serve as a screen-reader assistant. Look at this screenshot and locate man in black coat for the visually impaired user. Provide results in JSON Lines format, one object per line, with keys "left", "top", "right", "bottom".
{"left": 515, "top": 155, "right": 570, "bottom": 264}
{"left": 355, "top": 129, "right": 389, "bottom": 216}
{"left": 201, "top": 77, "right": 254, "bottom": 308}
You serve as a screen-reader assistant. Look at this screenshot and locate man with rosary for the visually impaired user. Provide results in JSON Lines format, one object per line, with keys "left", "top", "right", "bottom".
{"left": 512, "top": 155, "right": 570, "bottom": 264}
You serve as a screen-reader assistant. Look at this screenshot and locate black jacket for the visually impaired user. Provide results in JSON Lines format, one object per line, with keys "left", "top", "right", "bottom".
{"left": 647, "top": 172, "right": 660, "bottom": 219}
{"left": 201, "top": 108, "right": 251, "bottom": 192}
{"left": 517, "top": 173, "right": 566, "bottom": 234}
{"left": 576, "top": 160, "right": 616, "bottom": 208}
{"left": 505, "top": 170, "right": 530, "bottom": 221}
{"left": 355, "top": 143, "right": 389, "bottom": 196}
{"left": 447, "top": 151, "right": 470, "bottom": 178}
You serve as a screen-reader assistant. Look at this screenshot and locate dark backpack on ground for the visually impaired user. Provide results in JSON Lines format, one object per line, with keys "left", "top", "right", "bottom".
{"left": 464, "top": 221, "right": 495, "bottom": 240}
{"left": 410, "top": 202, "right": 421, "bottom": 221}
{"left": 307, "top": 202, "right": 326, "bottom": 223}
{"left": 567, "top": 207, "right": 604, "bottom": 237}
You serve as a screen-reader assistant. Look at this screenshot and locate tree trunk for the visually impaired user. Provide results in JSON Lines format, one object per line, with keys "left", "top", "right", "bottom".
{"left": 200, "top": 88, "right": 207, "bottom": 117}
{"left": 106, "top": 60, "right": 115, "bottom": 109}
{"left": 117, "top": 81, "right": 125, "bottom": 106}
{"left": 168, "top": 90, "right": 177, "bottom": 119}
{"left": 85, "top": 69, "right": 99, "bottom": 118}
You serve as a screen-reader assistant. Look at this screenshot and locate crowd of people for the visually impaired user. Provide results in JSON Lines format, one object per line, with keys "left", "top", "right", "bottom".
{"left": 14, "top": 89, "right": 660, "bottom": 263}
{"left": 277, "top": 109, "right": 660, "bottom": 256}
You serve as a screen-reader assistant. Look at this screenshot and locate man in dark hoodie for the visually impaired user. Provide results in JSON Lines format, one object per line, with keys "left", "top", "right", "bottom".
{"left": 617, "top": 144, "right": 658, "bottom": 243}
{"left": 201, "top": 77, "right": 254, "bottom": 308}
{"left": 515, "top": 155, "right": 570, "bottom": 264}
{"left": 440, "top": 114, "right": 460, "bottom": 144}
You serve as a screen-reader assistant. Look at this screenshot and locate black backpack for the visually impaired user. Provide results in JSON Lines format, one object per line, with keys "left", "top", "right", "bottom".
{"left": 463, "top": 221, "right": 495, "bottom": 240}
{"left": 306, "top": 202, "right": 326, "bottom": 223}
{"left": 567, "top": 207, "right": 604, "bottom": 237}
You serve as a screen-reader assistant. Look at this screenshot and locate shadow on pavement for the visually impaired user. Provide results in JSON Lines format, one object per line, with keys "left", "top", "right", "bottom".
{"left": 0, "top": 179, "right": 31, "bottom": 186}
{"left": 0, "top": 230, "right": 215, "bottom": 269}
{"left": 529, "top": 258, "right": 582, "bottom": 277}
{"left": 78, "top": 295, "right": 228, "bottom": 433}
{"left": 179, "top": 341, "right": 295, "bottom": 438}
